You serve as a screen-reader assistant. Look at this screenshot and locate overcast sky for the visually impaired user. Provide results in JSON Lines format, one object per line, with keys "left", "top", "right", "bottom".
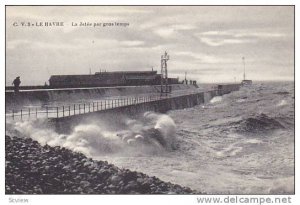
{"left": 6, "top": 6, "right": 294, "bottom": 85}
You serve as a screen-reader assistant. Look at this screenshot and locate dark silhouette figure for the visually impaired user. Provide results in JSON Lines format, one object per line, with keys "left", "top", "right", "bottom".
{"left": 12, "top": 76, "right": 21, "bottom": 93}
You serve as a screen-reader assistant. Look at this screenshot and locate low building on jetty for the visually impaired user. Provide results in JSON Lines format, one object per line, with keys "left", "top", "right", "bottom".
{"left": 49, "top": 70, "right": 180, "bottom": 88}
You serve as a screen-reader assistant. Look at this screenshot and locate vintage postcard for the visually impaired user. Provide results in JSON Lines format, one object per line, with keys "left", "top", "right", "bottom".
{"left": 5, "top": 5, "right": 294, "bottom": 200}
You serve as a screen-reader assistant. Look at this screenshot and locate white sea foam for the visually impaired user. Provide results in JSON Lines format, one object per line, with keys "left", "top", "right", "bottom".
{"left": 277, "top": 99, "right": 287, "bottom": 106}
{"left": 210, "top": 96, "right": 222, "bottom": 103}
{"left": 7, "top": 112, "right": 177, "bottom": 157}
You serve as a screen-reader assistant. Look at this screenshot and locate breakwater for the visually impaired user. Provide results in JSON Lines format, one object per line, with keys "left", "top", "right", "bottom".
{"left": 6, "top": 84, "right": 197, "bottom": 108}
{"left": 6, "top": 83, "right": 241, "bottom": 133}
{"left": 52, "top": 84, "right": 241, "bottom": 133}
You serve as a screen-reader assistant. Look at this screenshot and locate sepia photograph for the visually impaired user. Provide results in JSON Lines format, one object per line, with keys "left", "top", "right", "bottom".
{"left": 5, "top": 5, "right": 294, "bottom": 197}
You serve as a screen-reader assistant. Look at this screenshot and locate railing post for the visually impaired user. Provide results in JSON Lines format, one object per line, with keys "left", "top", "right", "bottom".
{"left": 28, "top": 108, "right": 31, "bottom": 118}
{"left": 12, "top": 109, "right": 14, "bottom": 120}
{"left": 79, "top": 104, "right": 81, "bottom": 114}
{"left": 74, "top": 104, "right": 76, "bottom": 115}
{"left": 21, "top": 109, "right": 22, "bottom": 120}
{"left": 57, "top": 107, "right": 59, "bottom": 118}
{"left": 69, "top": 105, "right": 71, "bottom": 116}
{"left": 36, "top": 108, "right": 37, "bottom": 119}
{"left": 46, "top": 107, "right": 48, "bottom": 118}
{"left": 84, "top": 104, "right": 85, "bottom": 113}
{"left": 97, "top": 102, "right": 99, "bottom": 111}
{"left": 89, "top": 103, "right": 90, "bottom": 113}
{"left": 104, "top": 100, "right": 106, "bottom": 109}
{"left": 93, "top": 102, "right": 95, "bottom": 112}
{"left": 63, "top": 106, "right": 64, "bottom": 117}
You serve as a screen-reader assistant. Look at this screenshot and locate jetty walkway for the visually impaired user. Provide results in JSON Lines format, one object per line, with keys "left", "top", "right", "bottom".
{"left": 6, "top": 84, "right": 240, "bottom": 121}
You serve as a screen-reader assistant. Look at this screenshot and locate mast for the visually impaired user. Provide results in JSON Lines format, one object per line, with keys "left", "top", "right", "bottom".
{"left": 161, "top": 51, "right": 170, "bottom": 96}
{"left": 242, "top": 56, "right": 246, "bottom": 80}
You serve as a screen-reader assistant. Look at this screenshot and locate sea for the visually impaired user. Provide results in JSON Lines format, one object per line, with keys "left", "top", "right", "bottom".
{"left": 7, "top": 81, "right": 295, "bottom": 194}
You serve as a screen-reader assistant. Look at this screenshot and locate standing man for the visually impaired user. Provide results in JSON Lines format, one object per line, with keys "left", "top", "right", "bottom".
{"left": 12, "top": 76, "right": 21, "bottom": 93}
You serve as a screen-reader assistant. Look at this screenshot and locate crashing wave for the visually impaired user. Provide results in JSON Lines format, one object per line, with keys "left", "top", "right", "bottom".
{"left": 6, "top": 112, "right": 177, "bottom": 157}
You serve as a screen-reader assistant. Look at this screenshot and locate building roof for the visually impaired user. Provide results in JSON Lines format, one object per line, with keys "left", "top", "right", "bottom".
{"left": 125, "top": 75, "right": 156, "bottom": 80}
{"left": 95, "top": 71, "right": 157, "bottom": 75}
{"left": 49, "top": 75, "right": 93, "bottom": 82}
{"left": 49, "top": 71, "right": 158, "bottom": 82}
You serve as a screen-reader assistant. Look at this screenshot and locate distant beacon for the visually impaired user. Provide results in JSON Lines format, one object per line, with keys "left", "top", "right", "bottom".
{"left": 241, "top": 57, "right": 252, "bottom": 86}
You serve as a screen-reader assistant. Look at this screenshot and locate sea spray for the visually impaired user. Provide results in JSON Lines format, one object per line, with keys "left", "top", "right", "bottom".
{"left": 6, "top": 112, "right": 177, "bottom": 157}
{"left": 210, "top": 96, "right": 222, "bottom": 104}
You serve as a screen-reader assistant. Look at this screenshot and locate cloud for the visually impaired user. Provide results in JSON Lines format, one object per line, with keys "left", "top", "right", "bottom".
{"left": 234, "top": 32, "right": 285, "bottom": 38}
{"left": 197, "top": 29, "right": 286, "bottom": 46}
{"left": 120, "top": 40, "right": 145, "bottom": 47}
{"left": 174, "top": 51, "right": 235, "bottom": 64}
{"left": 200, "top": 30, "right": 285, "bottom": 38}
{"left": 174, "top": 51, "right": 219, "bottom": 63}
{"left": 6, "top": 39, "right": 31, "bottom": 50}
{"left": 152, "top": 24, "right": 196, "bottom": 38}
{"left": 5, "top": 6, "right": 294, "bottom": 85}
{"left": 199, "top": 37, "right": 251, "bottom": 47}
{"left": 154, "top": 28, "right": 175, "bottom": 38}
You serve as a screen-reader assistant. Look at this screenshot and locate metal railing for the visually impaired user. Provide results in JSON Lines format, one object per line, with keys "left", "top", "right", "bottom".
{"left": 6, "top": 89, "right": 221, "bottom": 121}
{"left": 5, "top": 95, "right": 167, "bottom": 120}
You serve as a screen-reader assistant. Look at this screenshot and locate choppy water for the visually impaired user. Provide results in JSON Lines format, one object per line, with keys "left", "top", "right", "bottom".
{"left": 7, "top": 81, "right": 294, "bottom": 194}
{"left": 99, "top": 82, "right": 295, "bottom": 194}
